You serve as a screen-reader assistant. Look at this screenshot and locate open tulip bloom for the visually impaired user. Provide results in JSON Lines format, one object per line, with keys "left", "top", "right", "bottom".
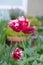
{"left": 9, "top": 16, "right": 37, "bottom": 34}
{"left": 10, "top": 48, "right": 24, "bottom": 61}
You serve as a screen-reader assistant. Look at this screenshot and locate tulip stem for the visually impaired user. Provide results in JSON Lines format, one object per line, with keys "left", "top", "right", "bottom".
{"left": 22, "top": 41, "right": 27, "bottom": 58}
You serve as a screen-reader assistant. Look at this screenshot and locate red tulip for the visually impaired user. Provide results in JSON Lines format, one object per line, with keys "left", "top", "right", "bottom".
{"left": 10, "top": 48, "right": 24, "bottom": 61}
{"left": 9, "top": 16, "right": 37, "bottom": 34}
{"left": 22, "top": 26, "right": 37, "bottom": 34}
{"left": 9, "top": 20, "right": 21, "bottom": 32}
{"left": 21, "top": 20, "right": 30, "bottom": 32}
{"left": 18, "top": 16, "right": 30, "bottom": 31}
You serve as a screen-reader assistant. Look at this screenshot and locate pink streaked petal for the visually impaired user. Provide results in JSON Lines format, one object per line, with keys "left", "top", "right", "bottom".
{"left": 14, "top": 23, "right": 19, "bottom": 26}
{"left": 20, "top": 51, "right": 24, "bottom": 56}
{"left": 10, "top": 19, "right": 18, "bottom": 23}
{"left": 18, "top": 16, "right": 25, "bottom": 21}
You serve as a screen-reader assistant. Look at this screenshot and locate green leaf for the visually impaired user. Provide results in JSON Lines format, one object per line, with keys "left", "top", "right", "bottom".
{"left": 25, "top": 48, "right": 33, "bottom": 56}
{"left": 32, "top": 60, "right": 38, "bottom": 65}
{"left": 18, "top": 61, "right": 24, "bottom": 65}
{"left": 2, "top": 61, "right": 8, "bottom": 65}
{"left": 28, "top": 57, "right": 34, "bottom": 62}
{"left": 38, "top": 63, "right": 43, "bottom": 65}
{"left": 40, "top": 55, "right": 43, "bottom": 62}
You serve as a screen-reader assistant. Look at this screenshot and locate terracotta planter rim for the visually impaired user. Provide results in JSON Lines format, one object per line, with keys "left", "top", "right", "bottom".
{"left": 7, "top": 36, "right": 27, "bottom": 42}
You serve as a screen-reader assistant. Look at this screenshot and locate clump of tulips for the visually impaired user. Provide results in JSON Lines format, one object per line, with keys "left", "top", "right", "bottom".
{"left": 9, "top": 16, "right": 37, "bottom": 61}
{"left": 9, "top": 16, "right": 37, "bottom": 34}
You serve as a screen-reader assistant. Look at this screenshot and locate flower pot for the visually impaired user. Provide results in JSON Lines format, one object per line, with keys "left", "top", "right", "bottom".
{"left": 6, "top": 36, "right": 27, "bottom": 46}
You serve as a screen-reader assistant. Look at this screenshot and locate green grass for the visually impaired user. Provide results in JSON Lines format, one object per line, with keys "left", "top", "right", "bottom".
{"left": 0, "top": 19, "right": 8, "bottom": 44}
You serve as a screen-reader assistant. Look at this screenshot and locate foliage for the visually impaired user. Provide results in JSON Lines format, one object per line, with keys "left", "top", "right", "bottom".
{"left": 0, "top": 19, "right": 8, "bottom": 44}
{"left": 36, "top": 16, "right": 43, "bottom": 26}
{"left": 0, "top": 35, "right": 43, "bottom": 65}
{"left": 9, "top": 8, "right": 25, "bottom": 20}
{"left": 27, "top": 16, "right": 33, "bottom": 19}
{"left": 0, "top": 16, "right": 43, "bottom": 65}
{"left": 6, "top": 27, "right": 30, "bottom": 37}
{"left": 29, "top": 17, "right": 42, "bottom": 27}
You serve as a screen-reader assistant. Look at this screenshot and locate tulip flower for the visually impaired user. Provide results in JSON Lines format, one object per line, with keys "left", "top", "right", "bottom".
{"left": 9, "top": 16, "right": 37, "bottom": 34}
{"left": 9, "top": 20, "right": 21, "bottom": 32}
{"left": 22, "top": 26, "right": 37, "bottom": 34}
{"left": 10, "top": 48, "right": 24, "bottom": 61}
{"left": 18, "top": 16, "right": 30, "bottom": 29}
